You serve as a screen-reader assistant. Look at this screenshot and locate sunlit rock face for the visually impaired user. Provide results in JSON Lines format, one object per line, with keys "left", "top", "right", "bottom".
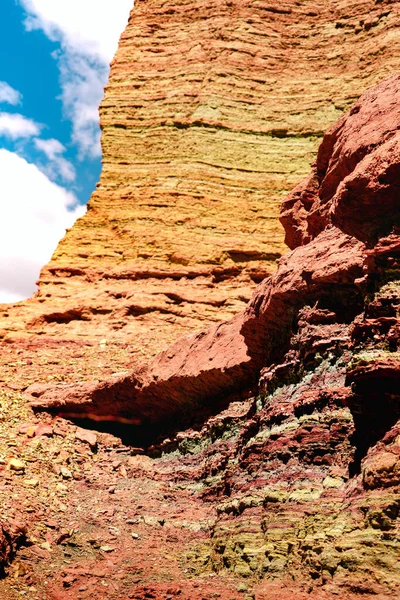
{"left": 30, "top": 71, "right": 400, "bottom": 598}
{"left": 0, "top": 2, "right": 400, "bottom": 597}
{"left": 2, "top": 0, "right": 400, "bottom": 359}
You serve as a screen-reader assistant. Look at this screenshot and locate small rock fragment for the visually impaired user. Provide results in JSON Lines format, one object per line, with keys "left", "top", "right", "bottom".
{"left": 19, "top": 423, "right": 36, "bottom": 437}
{"left": 7, "top": 458, "right": 25, "bottom": 473}
{"left": 56, "top": 530, "right": 71, "bottom": 545}
{"left": 60, "top": 467, "right": 72, "bottom": 479}
{"left": 75, "top": 428, "right": 97, "bottom": 448}
{"left": 62, "top": 574, "right": 76, "bottom": 588}
{"left": 45, "top": 520, "right": 58, "bottom": 529}
{"left": 25, "top": 478, "right": 39, "bottom": 487}
{"left": 100, "top": 545, "right": 115, "bottom": 552}
{"left": 35, "top": 424, "right": 53, "bottom": 437}
{"left": 40, "top": 541, "right": 52, "bottom": 551}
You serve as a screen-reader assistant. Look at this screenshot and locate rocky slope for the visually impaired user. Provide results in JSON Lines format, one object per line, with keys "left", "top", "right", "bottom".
{"left": 0, "top": 1, "right": 400, "bottom": 599}
{"left": 18, "top": 71, "right": 400, "bottom": 599}
{"left": 2, "top": 0, "right": 400, "bottom": 360}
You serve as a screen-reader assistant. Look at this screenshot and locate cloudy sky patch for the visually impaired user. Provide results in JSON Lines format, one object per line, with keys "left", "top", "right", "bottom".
{"left": 0, "top": 81, "right": 22, "bottom": 106}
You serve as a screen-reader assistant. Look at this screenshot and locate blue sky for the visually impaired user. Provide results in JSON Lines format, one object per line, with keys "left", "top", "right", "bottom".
{"left": 0, "top": 0, "right": 132, "bottom": 302}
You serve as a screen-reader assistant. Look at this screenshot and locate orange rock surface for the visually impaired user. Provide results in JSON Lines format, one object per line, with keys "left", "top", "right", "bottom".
{"left": 1, "top": 2, "right": 400, "bottom": 598}
{"left": 2, "top": 0, "right": 400, "bottom": 359}
{"left": 1, "top": 71, "right": 400, "bottom": 600}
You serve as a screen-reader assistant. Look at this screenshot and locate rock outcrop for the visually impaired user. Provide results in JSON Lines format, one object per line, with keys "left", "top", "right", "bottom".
{"left": 1, "top": 1, "right": 400, "bottom": 598}
{"left": 31, "top": 73, "right": 400, "bottom": 426}
{"left": 0, "top": 520, "right": 26, "bottom": 577}
{"left": 30, "top": 71, "right": 400, "bottom": 597}
{"left": 2, "top": 0, "right": 400, "bottom": 362}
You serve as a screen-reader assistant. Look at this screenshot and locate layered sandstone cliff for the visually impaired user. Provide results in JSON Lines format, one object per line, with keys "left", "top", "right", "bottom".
{"left": 2, "top": 0, "right": 400, "bottom": 360}
{"left": 0, "top": 1, "right": 400, "bottom": 598}
{"left": 29, "top": 72, "right": 400, "bottom": 598}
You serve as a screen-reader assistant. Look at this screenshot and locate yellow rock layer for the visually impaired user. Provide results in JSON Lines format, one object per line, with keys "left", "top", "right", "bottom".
{"left": 2, "top": 0, "right": 400, "bottom": 358}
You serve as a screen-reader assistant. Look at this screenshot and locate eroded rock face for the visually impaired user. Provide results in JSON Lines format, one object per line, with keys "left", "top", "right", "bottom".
{"left": 2, "top": 0, "right": 400, "bottom": 361}
{"left": 0, "top": 520, "right": 26, "bottom": 576}
{"left": 30, "top": 71, "right": 400, "bottom": 597}
{"left": 30, "top": 73, "right": 399, "bottom": 426}
{"left": 1, "top": 1, "right": 400, "bottom": 597}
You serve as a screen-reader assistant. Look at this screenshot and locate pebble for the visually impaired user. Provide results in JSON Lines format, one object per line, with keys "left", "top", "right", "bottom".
{"left": 19, "top": 423, "right": 36, "bottom": 437}
{"left": 35, "top": 424, "right": 53, "bottom": 437}
{"left": 7, "top": 458, "right": 25, "bottom": 473}
{"left": 25, "top": 478, "right": 39, "bottom": 487}
{"left": 131, "top": 532, "right": 139, "bottom": 539}
{"left": 60, "top": 467, "right": 72, "bottom": 479}
{"left": 56, "top": 530, "right": 71, "bottom": 545}
{"left": 40, "top": 541, "right": 52, "bottom": 552}
{"left": 45, "top": 519, "right": 58, "bottom": 529}
{"left": 100, "top": 545, "right": 115, "bottom": 553}
{"left": 75, "top": 428, "right": 97, "bottom": 448}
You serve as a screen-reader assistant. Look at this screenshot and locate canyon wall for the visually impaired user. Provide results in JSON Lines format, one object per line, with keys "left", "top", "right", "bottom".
{"left": 2, "top": 0, "right": 400, "bottom": 360}
{"left": 27, "top": 71, "right": 400, "bottom": 599}
{"left": 0, "top": 1, "right": 400, "bottom": 598}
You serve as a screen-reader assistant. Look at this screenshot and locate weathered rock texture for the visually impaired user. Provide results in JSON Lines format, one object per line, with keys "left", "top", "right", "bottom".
{"left": 2, "top": 0, "right": 400, "bottom": 360}
{"left": 0, "top": 520, "right": 26, "bottom": 577}
{"left": 31, "top": 71, "right": 400, "bottom": 598}
{"left": 1, "top": 1, "right": 400, "bottom": 598}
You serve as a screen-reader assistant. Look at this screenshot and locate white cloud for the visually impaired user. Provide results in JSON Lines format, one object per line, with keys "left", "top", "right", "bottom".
{"left": 34, "top": 137, "right": 76, "bottom": 182}
{"left": 19, "top": 0, "right": 133, "bottom": 157}
{"left": 34, "top": 137, "right": 65, "bottom": 158}
{"left": 0, "top": 82, "right": 22, "bottom": 106}
{"left": 0, "top": 112, "right": 41, "bottom": 139}
{"left": 0, "top": 149, "right": 85, "bottom": 302}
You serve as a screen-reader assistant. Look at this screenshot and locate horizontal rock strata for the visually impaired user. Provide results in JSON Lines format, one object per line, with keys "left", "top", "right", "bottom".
{"left": 2, "top": 0, "right": 400, "bottom": 360}
{"left": 31, "top": 72, "right": 400, "bottom": 424}
{"left": 1, "top": 1, "right": 400, "bottom": 596}
{"left": 30, "top": 71, "right": 400, "bottom": 596}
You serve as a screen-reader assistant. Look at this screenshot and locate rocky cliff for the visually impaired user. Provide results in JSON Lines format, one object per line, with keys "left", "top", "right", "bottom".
{"left": 2, "top": 0, "right": 400, "bottom": 361}
{"left": 20, "top": 69, "right": 400, "bottom": 600}
{"left": 0, "top": 1, "right": 400, "bottom": 599}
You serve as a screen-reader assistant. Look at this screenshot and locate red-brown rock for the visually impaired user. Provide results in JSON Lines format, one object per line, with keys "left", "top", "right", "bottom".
{"left": 30, "top": 226, "right": 365, "bottom": 424}
{"left": 30, "top": 70, "right": 400, "bottom": 426}
{"left": 281, "top": 72, "right": 400, "bottom": 248}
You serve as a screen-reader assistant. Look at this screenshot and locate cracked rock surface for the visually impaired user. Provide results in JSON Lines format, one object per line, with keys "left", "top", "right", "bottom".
{"left": 0, "top": 2, "right": 400, "bottom": 599}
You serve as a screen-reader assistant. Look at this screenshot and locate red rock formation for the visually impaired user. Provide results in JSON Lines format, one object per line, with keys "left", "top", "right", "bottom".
{"left": 281, "top": 72, "right": 400, "bottom": 248}
{"left": 29, "top": 70, "right": 400, "bottom": 598}
{"left": 2, "top": 0, "right": 400, "bottom": 362}
{"left": 31, "top": 73, "right": 399, "bottom": 427}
